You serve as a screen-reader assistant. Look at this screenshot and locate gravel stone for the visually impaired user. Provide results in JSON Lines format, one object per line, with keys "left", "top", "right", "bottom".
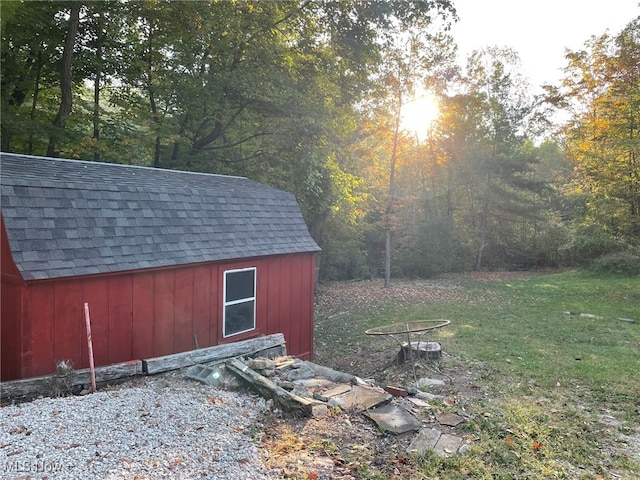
{"left": 0, "top": 373, "right": 275, "bottom": 479}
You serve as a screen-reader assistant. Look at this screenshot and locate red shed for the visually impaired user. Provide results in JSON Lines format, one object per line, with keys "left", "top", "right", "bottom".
{"left": 1, "top": 153, "right": 320, "bottom": 381}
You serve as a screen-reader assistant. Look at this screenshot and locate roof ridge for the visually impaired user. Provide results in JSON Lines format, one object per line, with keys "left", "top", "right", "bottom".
{"left": 0, "top": 152, "right": 249, "bottom": 181}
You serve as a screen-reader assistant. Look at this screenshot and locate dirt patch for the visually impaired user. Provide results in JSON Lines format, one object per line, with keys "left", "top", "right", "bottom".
{"left": 314, "top": 278, "right": 470, "bottom": 321}
{"left": 255, "top": 354, "right": 488, "bottom": 479}
{"left": 440, "top": 269, "right": 563, "bottom": 282}
{"left": 258, "top": 410, "right": 415, "bottom": 479}
{"left": 312, "top": 348, "right": 487, "bottom": 399}
{"left": 256, "top": 275, "right": 517, "bottom": 479}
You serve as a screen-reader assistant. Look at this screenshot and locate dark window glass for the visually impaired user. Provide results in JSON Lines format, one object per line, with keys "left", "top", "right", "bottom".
{"left": 225, "top": 269, "right": 255, "bottom": 302}
{"left": 224, "top": 300, "right": 255, "bottom": 337}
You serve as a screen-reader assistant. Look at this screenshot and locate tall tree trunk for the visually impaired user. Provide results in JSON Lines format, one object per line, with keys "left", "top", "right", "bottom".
{"left": 93, "top": 10, "right": 104, "bottom": 162}
{"left": 47, "top": 3, "right": 81, "bottom": 157}
{"left": 384, "top": 229, "right": 392, "bottom": 285}
{"left": 28, "top": 50, "right": 43, "bottom": 155}
{"left": 153, "top": 135, "right": 161, "bottom": 168}
{"left": 310, "top": 214, "right": 325, "bottom": 246}
{"left": 475, "top": 172, "right": 491, "bottom": 271}
{"left": 446, "top": 162, "right": 454, "bottom": 218}
{"left": 144, "top": 24, "right": 162, "bottom": 168}
{"left": 475, "top": 134, "right": 499, "bottom": 271}
{"left": 385, "top": 102, "right": 402, "bottom": 288}
{"left": 93, "top": 72, "right": 101, "bottom": 161}
{"left": 172, "top": 110, "right": 190, "bottom": 163}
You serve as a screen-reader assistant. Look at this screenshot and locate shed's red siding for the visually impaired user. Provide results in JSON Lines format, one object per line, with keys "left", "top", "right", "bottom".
{"left": 1, "top": 251, "right": 316, "bottom": 380}
{"left": 1, "top": 214, "right": 25, "bottom": 380}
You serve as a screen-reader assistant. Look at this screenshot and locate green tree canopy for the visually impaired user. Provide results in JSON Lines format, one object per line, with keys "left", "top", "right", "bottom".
{"left": 558, "top": 17, "right": 640, "bottom": 247}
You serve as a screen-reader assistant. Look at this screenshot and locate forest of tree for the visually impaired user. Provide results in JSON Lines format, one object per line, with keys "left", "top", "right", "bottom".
{"left": 2, "top": 1, "right": 639, "bottom": 280}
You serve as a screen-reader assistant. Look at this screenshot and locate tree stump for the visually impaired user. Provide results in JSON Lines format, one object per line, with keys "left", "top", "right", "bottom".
{"left": 397, "top": 341, "right": 442, "bottom": 363}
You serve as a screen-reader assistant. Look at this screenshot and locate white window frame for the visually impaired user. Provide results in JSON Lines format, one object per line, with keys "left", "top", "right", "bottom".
{"left": 222, "top": 267, "right": 257, "bottom": 338}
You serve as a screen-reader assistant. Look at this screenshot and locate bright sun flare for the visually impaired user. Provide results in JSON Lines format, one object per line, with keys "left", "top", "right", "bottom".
{"left": 400, "top": 93, "right": 440, "bottom": 140}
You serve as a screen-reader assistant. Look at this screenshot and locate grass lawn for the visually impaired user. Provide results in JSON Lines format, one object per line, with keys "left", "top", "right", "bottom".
{"left": 314, "top": 270, "right": 640, "bottom": 479}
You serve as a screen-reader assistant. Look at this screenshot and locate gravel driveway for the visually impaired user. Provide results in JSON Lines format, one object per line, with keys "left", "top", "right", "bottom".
{"left": 1, "top": 372, "right": 274, "bottom": 479}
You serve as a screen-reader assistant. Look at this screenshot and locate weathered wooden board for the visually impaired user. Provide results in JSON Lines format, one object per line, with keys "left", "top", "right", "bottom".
{"left": 298, "top": 360, "right": 366, "bottom": 384}
{"left": 75, "top": 360, "right": 143, "bottom": 386}
{"left": 0, "top": 376, "right": 51, "bottom": 403}
{"left": 226, "top": 357, "right": 328, "bottom": 417}
{"left": 142, "top": 333, "right": 286, "bottom": 375}
{"left": 0, "top": 360, "right": 143, "bottom": 402}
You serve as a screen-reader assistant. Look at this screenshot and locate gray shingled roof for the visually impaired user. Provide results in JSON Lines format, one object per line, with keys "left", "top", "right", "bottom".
{"left": 1, "top": 153, "right": 320, "bottom": 281}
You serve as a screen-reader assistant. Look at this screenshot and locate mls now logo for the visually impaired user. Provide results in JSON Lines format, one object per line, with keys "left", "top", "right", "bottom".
{"left": 3, "top": 460, "right": 70, "bottom": 474}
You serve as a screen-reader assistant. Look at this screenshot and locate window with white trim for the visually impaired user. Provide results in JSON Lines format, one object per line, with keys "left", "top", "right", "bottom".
{"left": 223, "top": 267, "right": 256, "bottom": 338}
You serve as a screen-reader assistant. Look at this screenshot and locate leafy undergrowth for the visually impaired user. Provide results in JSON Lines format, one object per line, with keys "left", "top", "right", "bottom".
{"left": 257, "top": 271, "right": 640, "bottom": 479}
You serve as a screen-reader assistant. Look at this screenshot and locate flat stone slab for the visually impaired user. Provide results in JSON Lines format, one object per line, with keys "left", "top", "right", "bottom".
{"left": 322, "top": 384, "right": 351, "bottom": 398}
{"left": 248, "top": 358, "right": 276, "bottom": 370}
{"left": 296, "top": 378, "right": 335, "bottom": 388}
{"left": 364, "top": 404, "right": 423, "bottom": 435}
{"left": 407, "top": 427, "right": 442, "bottom": 454}
{"left": 435, "top": 411, "right": 465, "bottom": 427}
{"left": 458, "top": 443, "right": 472, "bottom": 455}
{"left": 330, "top": 385, "right": 391, "bottom": 412}
{"left": 434, "top": 434, "right": 463, "bottom": 457}
{"left": 416, "top": 378, "right": 445, "bottom": 389}
{"left": 407, "top": 397, "right": 432, "bottom": 408}
{"left": 414, "top": 391, "right": 442, "bottom": 400}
